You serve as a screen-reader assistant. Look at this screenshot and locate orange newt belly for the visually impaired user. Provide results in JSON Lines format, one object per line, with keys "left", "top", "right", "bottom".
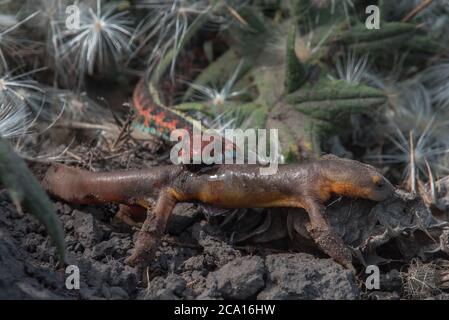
{"left": 195, "top": 184, "right": 305, "bottom": 209}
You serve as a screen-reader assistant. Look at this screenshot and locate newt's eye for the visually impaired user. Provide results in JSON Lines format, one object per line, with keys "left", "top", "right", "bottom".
{"left": 372, "top": 175, "right": 384, "bottom": 189}
{"left": 375, "top": 180, "right": 384, "bottom": 189}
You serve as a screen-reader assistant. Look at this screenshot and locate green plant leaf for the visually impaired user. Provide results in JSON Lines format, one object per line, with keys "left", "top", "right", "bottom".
{"left": 0, "top": 138, "right": 65, "bottom": 262}
{"left": 285, "top": 24, "right": 307, "bottom": 94}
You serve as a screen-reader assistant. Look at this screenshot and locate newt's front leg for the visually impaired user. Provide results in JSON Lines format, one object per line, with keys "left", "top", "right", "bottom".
{"left": 304, "top": 200, "right": 354, "bottom": 271}
{"left": 125, "top": 190, "right": 177, "bottom": 266}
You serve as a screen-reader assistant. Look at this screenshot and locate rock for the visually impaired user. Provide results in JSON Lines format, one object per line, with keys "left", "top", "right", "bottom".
{"left": 145, "top": 274, "right": 186, "bottom": 300}
{"left": 205, "top": 256, "right": 266, "bottom": 299}
{"left": 73, "top": 210, "right": 102, "bottom": 247}
{"left": 91, "top": 236, "right": 132, "bottom": 260}
{"left": 67, "top": 256, "right": 137, "bottom": 298}
{"left": 15, "top": 278, "right": 62, "bottom": 299}
{"left": 0, "top": 229, "right": 70, "bottom": 299}
{"left": 182, "top": 255, "right": 206, "bottom": 272}
{"left": 23, "top": 233, "right": 44, "bottom": 253}
{"left": 380, "top": 269, "right": 402, "bottom": 291}
{"left": 182, "top": 270, "right": 208, "bottom": 298}
{"left": 196, "top": 288, "right": 222, "bottom": 300}
{"left": 101, "top": 284, "right": 112, "bottom": 299}
{"left": 365, "top": 291, "right": 400, "bottom": 300}
{"left": 80, "top": 287, "right": 102, "bottom": 300}
{"left": 193, "top": 222, "right": 241, "bottom": 268}
{"left": 257, "top": 253, "right": 360, "bottom": 300}
{"left": 60, "top": 214, "right": 72, "bottom": 228}
{"left": 86, "top": 261, "right": 111, "bottom": 288}
{"left": 148, "top": 235, "right": 198, "bottom": 273}
{"left": 167, "top": 203, "right": 202, "bottom": 235}
{"left": 109, "top": 263, "right": 138, "bottom": 294}
{"left": 56, "top": 203, "right": 73, "bottom": 215}
{"left": 110, "top": 286, "right": 129, "bottom": 299}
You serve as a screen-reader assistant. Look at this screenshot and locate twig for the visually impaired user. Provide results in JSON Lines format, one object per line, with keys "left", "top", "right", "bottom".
{"left": 66, "top": 151, "right": 84, "bottom": 162}
{"left": 145, "top": 266, "right": 152, "bottom": 296}
{"left": 54, "top": 121, "right": 115, "bottom": 132}
{"left": 402, "top": 0, "right": 434, "bottom": 23}
{"left": 225, "top": 4, "right": 248, "bottom": 27}
{"left": 101, "top": 149, "right": 133, "bottom": 160}
{"left": 111, "top": 114, "right": 133, "bottom": 150}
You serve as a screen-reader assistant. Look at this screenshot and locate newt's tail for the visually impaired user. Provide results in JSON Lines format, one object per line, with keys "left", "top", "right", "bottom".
{"left": 42, "top": 165, "right": 176, "bottom": 206}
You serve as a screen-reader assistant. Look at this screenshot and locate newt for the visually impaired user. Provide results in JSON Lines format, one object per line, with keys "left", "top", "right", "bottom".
{"left": 42, "top": 154, "right": 394, "bottom": 270}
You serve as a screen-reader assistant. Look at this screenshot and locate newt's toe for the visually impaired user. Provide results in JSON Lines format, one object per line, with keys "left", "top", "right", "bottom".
{"left": 125, "top": 245, "right": 156, "bottom": 267}
{"left": 124, "top": 254, "right": 140, "bottom": 267}
{"left": 307, "top": 225, "right": 353, "bottom": 270}
{"left": 125, "top": 230, "right": 161, "bottom": 267}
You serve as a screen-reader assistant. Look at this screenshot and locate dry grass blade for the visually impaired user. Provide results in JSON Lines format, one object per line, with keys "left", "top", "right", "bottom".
{"left": 402, "top": 0, "right": 434, "bottom": 22}
{"left": 401, "top": 259, "right": 440, "bottom": 299}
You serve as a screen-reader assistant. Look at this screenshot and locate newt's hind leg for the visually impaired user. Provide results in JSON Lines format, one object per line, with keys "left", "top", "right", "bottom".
{"left": 304, "top": 201, "right": 354, "bottom": 272}
{"left": 114, "top": 204, "right": 147, "bottom": 227}
{"left": 125, "top": 190, "right": 177, "bottom": 267}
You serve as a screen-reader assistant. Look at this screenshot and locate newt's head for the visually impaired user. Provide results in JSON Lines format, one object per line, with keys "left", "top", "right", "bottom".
{"left": 321, "top": 154, "right": 394, "bottom": 202}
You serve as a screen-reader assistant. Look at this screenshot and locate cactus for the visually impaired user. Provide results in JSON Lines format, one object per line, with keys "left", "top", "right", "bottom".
{"left": 135, "top": 1, "right": 440, "bottom": 161}
{"left": 326, "top": 21, "right": 434, "bottom": 54}
{"left": 290, "top": 0, "right": 312, "bottom": 31}
{"left": 286, "top": 80, "right": 386, "bottom": 122}
{"left": 182, "top": 49, "right": 252, "bottom": 102}
{"left": 285, "top": 24, "right": 307, "bottom": 94}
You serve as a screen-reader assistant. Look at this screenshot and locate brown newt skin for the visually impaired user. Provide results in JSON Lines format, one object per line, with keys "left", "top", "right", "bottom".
{"left": 42, "top": 154, "right": 394, "bottom": 270}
